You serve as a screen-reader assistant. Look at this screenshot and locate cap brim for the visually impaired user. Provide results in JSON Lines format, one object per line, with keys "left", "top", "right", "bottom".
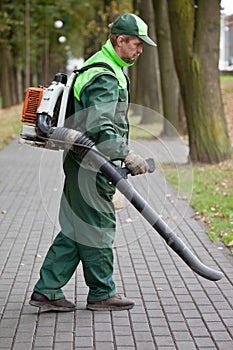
{"left": 139, "top": 35, "right": 157, "bottom": 47}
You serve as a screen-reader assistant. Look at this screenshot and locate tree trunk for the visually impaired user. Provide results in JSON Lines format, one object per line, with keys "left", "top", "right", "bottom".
{"left": 25, "top": 0, "right": 30, "bottom": 88}
{"left": 167, "top": 0, "right": 231, "bottom": 163}
{"left": 132, "top": 0, "right": 162, "bottom": 123}
{"left": 153, "top": 0, "right": 181, "bottom": 136}
{"left": 0, "top": 43, "right": 12, "bottom": 108}
{"left": 16, "top": 65, "right": 23, "bottom": 103}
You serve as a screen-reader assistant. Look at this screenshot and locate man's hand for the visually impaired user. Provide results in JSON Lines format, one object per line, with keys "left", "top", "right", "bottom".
{"left": 124, "top": 150, "right": 149, "bottom": 176}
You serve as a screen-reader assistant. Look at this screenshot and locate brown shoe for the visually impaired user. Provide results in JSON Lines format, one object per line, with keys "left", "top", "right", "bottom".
{"left": 86, "top": 294, "right": 135, "bottom": 311}
{"left": 29, "top": 291, "right": 76, "bottom": 312}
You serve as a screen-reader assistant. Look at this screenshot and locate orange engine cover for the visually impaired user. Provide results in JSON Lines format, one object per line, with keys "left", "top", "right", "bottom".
{"left": 21, "top": 87, "right": 45, "bottom": 125}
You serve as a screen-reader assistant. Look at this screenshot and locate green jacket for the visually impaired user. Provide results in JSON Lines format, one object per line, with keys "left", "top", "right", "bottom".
{"left": 70, "top": 39, "right": 133, "bottom": 161}
{"left": 60, "top": 39, "right": 134, "bottom": 247}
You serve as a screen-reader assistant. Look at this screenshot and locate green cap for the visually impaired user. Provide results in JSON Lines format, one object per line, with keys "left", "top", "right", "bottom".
{"left": 111, "top": 13, "right": 157, "bottom": 47}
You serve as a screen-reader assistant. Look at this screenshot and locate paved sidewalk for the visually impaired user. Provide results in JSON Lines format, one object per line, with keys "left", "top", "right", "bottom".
{"left": 0, "top": 138, "right": 233, "bottom": 350}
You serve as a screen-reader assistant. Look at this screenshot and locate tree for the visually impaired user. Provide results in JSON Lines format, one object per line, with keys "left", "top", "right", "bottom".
{"left": 0, "top": 0, "right": 24, "bottom": 107}
{"left": 25, "top": 0, "right": 30, "bottom": 88}
{"left": 0, "top": 0, "right": 82, "bottom": 107}
{"left": 167, "top": 0, "right": 231, "bottom": 163}
{"left": 130, "top": 0, "right": 162, "bottom": 122}
{"left": 82, "top": 0, "right": 133, "bottom": 59}
{"left": 153, "top": 0, "right": 181, "bottom": 135}
{"left": 0, "top": 0, "right": 133, "bottom": 108}
{"left": 30, "top": 0, "right": 72, "bottom": 85}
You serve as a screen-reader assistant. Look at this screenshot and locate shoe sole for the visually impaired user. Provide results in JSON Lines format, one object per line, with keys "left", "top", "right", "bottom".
{"left": 86, "top": 304, "right": 135, "bottom": 311}
{"left": 29, "top": 300, "right": 76, "bottom": 313}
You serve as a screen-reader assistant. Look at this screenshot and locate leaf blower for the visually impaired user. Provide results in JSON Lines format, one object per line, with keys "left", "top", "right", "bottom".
{"left": 20, "top": 67, "right": 224, "bottom": 282}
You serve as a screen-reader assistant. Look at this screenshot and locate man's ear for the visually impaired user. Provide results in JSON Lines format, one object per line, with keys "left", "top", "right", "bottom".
{"left": 116, "top": 35, "right": 124, "bottom": 47}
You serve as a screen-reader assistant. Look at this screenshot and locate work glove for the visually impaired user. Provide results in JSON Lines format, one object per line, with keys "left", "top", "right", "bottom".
{"left": 124, "top": 150, "right": 149, "bottom": 176}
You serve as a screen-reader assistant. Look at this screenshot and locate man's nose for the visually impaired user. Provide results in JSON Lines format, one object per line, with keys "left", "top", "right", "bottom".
{"left": 138, "top": 46, "right": 143, "bottom": 55}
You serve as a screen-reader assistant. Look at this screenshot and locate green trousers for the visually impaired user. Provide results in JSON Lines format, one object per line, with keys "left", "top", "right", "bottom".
{"left": 34, "top": 232, "right": 116, "bottom": 301}
{"left": 34, "top": 152, "right": 116, "bottom": 301}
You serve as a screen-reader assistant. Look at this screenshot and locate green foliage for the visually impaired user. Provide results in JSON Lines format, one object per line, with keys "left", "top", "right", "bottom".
{"left": 80, "top": 0, "right": 133, "bottom": 59}
{"left": 0, "top": 0, "right": 132, "bottom": 103}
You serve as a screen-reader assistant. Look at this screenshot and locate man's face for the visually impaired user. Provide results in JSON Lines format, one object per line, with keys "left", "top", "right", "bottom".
{"left": 117, "top": 36, "right": 143, "bottom": 64}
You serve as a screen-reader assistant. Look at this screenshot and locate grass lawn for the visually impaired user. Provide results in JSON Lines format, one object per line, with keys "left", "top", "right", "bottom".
{"left": 0, "top": 104, "right": 22, "bottom": 150}
{"left": 128, "top": 112, "right": 163, "bottom": 140}
{"left": 163, "top": 161, "right": 233, "bottom": 251}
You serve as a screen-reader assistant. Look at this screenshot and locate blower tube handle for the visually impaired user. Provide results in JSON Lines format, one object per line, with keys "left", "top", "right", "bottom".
{"left": 117, "top": 158, "right": 155, "bottom": 179}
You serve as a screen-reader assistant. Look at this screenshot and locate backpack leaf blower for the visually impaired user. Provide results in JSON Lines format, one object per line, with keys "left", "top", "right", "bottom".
{"left": 20, "top": 67, "right": 224, "bottom": 282}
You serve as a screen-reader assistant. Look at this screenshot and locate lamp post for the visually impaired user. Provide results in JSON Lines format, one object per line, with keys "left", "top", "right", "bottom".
{"left": 54, "top": 20, "right": 66, "bottom": 43}
{"left": 44, "top": 19, "right": 66, "bottom": 84}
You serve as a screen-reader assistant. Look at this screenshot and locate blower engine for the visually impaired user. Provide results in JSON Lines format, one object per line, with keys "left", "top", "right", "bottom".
{"left": 20, "top": 72, "right": 70, "bottom": 149}
{"left": 19, "top": 67, "right": 224, "bottom": 282}
{"left": 20, "top": 62, "right": 115, "bottom": 148}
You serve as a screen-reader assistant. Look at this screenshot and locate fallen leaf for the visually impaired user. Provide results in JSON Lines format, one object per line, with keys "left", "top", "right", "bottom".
{"left": 125, "top": 218, "right": 133, "bottom": 223}
{"left": 227, "top": 240, "right": 233, "bottom": 247}
{"left": 166, "top": 216, "right": 175, "bottom": 221}
{"left": 178, "top": 195, "right": 188, "bottom": 200}
{"left": 220, "top": 231, "right": 228, "bottom": 237}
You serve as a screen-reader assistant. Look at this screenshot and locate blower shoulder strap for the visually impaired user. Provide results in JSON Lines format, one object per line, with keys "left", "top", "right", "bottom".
{"left": 64, "top": 62, "right": 116, "bottom": 121}
{"left": 73, "top": 62, "right": 115, "bottom": 75}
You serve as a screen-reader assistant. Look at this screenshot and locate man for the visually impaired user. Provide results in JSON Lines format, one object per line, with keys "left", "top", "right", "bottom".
{"left": 29, "top": 13, "right": 156, "bottom": 312}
